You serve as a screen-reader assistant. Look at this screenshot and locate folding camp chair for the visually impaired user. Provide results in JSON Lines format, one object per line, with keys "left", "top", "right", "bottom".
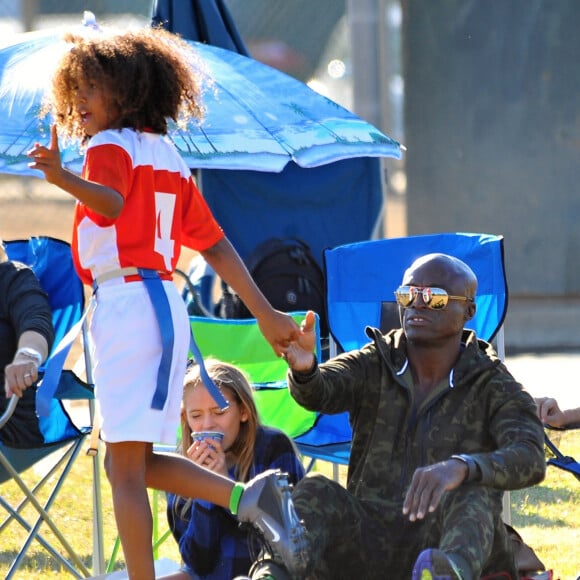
{"left": 306, "top": 232, "right": 509, "bottom": 484}
{"left": 324, "top": 232, "right": 507, "bottom": 354}
{"left": 0, "top": 237, "right": 104, "bottom": 578}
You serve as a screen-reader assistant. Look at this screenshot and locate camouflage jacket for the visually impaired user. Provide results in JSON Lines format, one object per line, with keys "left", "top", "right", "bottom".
{"left": 289, "top": 328, "right": 546, "bottom": 511}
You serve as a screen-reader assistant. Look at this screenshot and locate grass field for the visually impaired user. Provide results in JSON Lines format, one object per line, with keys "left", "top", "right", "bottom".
{"left": 511, "top": 429, "right": 580, "bottom": 580}
{"left": 1, "top": 429, "right": 578, "bottom": 579}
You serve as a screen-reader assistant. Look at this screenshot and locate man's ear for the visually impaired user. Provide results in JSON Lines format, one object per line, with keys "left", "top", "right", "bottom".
{"left": 465, "top": 302, "right": 476, "bottom": 321}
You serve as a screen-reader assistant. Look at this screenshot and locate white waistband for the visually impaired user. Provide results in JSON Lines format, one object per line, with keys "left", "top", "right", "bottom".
{"left": 93, "top": 267, "right": 140, "bottom": 287}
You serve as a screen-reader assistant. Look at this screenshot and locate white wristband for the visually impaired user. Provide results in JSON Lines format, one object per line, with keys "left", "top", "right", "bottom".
{"left": 15, "top": 347, "right": 43, "bottom": 367}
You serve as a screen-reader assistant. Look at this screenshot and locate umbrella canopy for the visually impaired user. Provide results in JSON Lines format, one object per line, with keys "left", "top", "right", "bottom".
{"left": 0, "top": 22, "right": 401, "bottom": 178}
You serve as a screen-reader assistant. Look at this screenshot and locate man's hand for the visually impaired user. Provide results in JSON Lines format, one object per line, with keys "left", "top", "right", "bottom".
{"left": 402, "top": 459, "right": 467, "bottom": 521}
{"left": 283, "top": 310, "right": 318, "bottom": 371}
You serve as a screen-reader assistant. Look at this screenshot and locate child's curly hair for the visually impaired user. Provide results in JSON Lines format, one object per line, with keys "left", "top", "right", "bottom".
{"left": 46, "top": 26, "right": 208, "bottom": 143}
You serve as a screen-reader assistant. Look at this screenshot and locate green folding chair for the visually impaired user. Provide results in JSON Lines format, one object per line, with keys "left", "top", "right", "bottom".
{"left": 189, "top": 313, "right": 319, "bottom": 440}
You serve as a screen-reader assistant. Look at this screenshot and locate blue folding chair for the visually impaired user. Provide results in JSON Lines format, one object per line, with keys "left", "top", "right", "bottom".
{"left": 0, "top": 237, "right": 105, "bottom": 578}
{"left": 325, "top": 232, "right": 508, "bottom": 353}
{"left": 295, "top": 232, "right": 509, "bottom": 478}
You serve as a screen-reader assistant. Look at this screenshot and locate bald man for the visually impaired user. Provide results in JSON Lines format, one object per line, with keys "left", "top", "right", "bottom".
{"left": 249, "top": 253, "right": 546, "bottom": 580}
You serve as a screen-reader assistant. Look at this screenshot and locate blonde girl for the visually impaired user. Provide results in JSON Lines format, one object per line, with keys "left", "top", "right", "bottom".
{"left": 167, "top": 360, "right": 305, "bottom": 580}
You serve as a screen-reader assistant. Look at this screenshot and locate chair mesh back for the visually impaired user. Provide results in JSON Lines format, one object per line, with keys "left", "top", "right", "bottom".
{"left": 4, "top": 237, "right": 87, "bottom": 445}
{"left": 324, "top": 232, "right": 508, "bottom": 353}
{"left": 189, "top": 313, "right": 319, "bottom": 438}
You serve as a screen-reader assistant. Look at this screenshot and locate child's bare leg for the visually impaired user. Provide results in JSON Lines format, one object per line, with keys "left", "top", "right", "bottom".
{"left": 145, "top": 449, "right": 234, "bottom": 505}
{"left": 105, "top": 441, "right": 155, "bottom": 580}
{"left": 145, "top": 450, "right": 309, "bottom": 577}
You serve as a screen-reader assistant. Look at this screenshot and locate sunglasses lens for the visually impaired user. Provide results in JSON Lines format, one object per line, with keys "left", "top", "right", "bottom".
{"left": 394, "top": 286, "right": 414, "bottom": 307}
{"left": 426, "top": 288, "right": 448, "bottom": 310}
{"left": 394, "top": 286, "right": 450, "bottom": 309}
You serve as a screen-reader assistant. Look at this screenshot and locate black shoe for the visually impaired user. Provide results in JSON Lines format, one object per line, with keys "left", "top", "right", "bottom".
{"left": 237, "top": 469, "right": 308, "bottom": 579}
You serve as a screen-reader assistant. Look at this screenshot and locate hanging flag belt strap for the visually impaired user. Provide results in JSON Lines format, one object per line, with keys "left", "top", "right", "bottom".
{"left": 135, "top": 269, "right": 228, "bottom": 411}
{"left": 96, "top": 267, "right": 228, "bottom": 411}
{"left": 135, "top": 268, "right": 174, "bottom": 410}
{"left": 37, "top": 301, "right": 94, "bottom": 417}
{"left": 187, "top": 325, "right": 228, "bottom": 410}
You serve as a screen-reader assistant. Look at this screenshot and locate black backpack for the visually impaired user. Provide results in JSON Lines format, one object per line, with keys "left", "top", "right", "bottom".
{"left": 219, "top": 237, "right": 327, "bottom": 335}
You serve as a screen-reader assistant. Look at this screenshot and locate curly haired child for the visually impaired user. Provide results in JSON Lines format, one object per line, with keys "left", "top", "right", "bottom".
{"left": 28, "top": 26, "right": 306, "bottom": 580}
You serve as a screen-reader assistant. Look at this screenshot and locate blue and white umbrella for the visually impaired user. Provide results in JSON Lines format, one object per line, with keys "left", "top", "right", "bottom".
{"left": 0, "top": 16, "right": 401, "bottom": 178}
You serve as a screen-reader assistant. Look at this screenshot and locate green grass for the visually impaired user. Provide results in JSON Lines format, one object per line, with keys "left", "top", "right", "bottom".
{"left": 510, "top": 429, "right": 580, "bottom": 580}
{"left": 0, "top": 445, "right": 182, "bottom": 578}
{"left": 1, "top": 431, "right": 579, "bottom": 579}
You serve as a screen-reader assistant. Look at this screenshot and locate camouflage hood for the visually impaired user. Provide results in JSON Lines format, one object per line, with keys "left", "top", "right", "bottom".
{"left": 370, "top": 327, "right": 505, "bottom": 390}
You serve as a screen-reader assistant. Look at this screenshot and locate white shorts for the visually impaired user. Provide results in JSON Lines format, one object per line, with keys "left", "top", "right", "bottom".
{"left": 90, "top": 280, "right": 190, "bottom": 444}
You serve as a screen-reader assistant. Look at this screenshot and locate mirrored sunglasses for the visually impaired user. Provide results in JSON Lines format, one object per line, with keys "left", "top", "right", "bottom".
{"left": 394, "top": 285, "right": 473, "bottom": 310}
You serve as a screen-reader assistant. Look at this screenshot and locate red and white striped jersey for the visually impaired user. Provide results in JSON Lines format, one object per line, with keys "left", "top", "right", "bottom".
{"left": 72, "top": 128, "right": 224, "bottom": 285}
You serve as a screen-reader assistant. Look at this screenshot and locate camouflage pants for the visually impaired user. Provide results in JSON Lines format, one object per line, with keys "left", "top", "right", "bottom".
{"left": 291, "top": 473, "right": 516, "bottom": 580}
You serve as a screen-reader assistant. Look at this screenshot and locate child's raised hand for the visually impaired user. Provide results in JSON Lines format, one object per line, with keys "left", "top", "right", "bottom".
{"left": 27, "top": 124, "right": 64, "bottom": 184}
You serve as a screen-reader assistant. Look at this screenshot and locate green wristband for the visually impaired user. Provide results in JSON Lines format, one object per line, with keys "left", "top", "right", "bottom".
{"left": 229, "top": 482, "right": 245, "bottom": 515}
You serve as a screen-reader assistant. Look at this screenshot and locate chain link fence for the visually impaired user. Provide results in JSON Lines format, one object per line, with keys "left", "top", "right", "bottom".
{"left": 0, "top": 0, "right": 152, "bottom": 31}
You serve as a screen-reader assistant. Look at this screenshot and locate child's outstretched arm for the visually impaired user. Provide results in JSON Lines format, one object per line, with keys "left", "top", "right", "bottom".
{"left": 27, "top": 125, "right": 123, "bottom": 219}
{"left": 201, "top": 238, "right": 299, "bottom": 356}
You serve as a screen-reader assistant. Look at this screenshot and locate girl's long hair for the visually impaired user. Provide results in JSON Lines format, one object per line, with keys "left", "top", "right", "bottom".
{"left": 180, "top": 359, "right": 260, "bottom": 481}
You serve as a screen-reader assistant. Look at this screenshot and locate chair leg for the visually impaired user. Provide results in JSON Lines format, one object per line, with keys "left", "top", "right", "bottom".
{"left": 0, "top": 495, "right": 68, "bottom": 567}
{"left": 0, "top": 442, "right": 90, "bottom": 578}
